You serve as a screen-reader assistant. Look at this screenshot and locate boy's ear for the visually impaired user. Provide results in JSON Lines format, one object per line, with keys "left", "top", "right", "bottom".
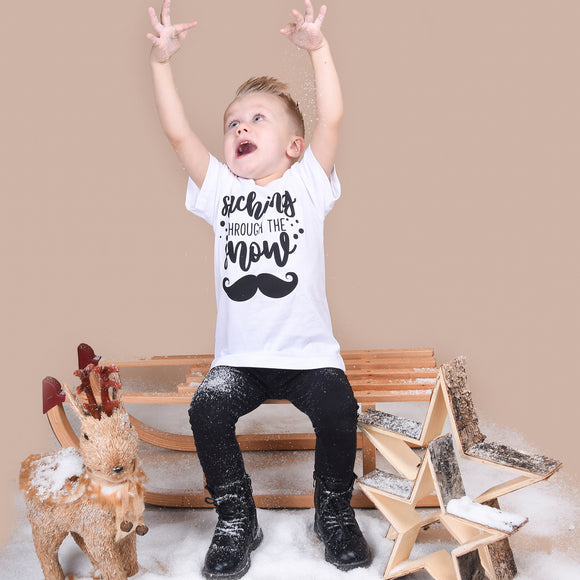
{"left": 287, "top": 136, "right": 306, "bottom": 160}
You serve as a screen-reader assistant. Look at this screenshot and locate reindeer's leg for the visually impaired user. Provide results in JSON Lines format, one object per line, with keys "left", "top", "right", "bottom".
{"left": 118, "top": 532, "right": 139, "bottom": 577}
{"left": 71, "top": 531, "right": 102, "bottom": 572}
{"left": 71, "top": 531, "right": 85, "bottom": 553}
{"left": 82, "top": 533, "right": 127, "bottom": 580}
{"left": 30, "top": 525, "right": 67, "bottom": 580}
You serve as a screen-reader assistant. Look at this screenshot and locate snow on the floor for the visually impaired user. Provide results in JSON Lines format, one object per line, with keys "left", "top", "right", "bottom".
{"left": 2, "top": 367, "right": 579, "bottom": 579}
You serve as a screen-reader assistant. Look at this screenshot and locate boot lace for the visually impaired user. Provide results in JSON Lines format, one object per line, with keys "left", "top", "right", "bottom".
{"left": 205, "top": 493, "right": 248, "bottom": 541}
{"left": 320, "top": 490, "right": 358, "bottom": 538}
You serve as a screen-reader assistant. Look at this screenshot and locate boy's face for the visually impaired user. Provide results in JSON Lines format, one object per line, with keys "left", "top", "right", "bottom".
{"left": 223, "top": 93, "right": 304, "bottom": 186}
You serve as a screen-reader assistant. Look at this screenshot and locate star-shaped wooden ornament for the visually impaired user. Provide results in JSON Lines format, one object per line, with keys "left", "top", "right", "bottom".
{"left": 357, "top": 434, "right": 528, "bottom": 580}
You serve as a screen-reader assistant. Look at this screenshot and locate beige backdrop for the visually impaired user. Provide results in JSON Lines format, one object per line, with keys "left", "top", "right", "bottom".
{"left": 2, "top": 0, "right": 578, "bottom": 545}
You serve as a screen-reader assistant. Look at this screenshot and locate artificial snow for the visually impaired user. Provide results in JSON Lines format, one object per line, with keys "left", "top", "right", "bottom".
{"left": 358, "top": 469, "right": 414, "bottom": 499}
{"left": 358, "top": 408, "right": 423, "bottom": 439}
{"left": 446, "top": 495, "right": 527, "bottom": 533}
{"left": 3, "top": 368, "right": 579, "bottom": 579}
{"left": 29, "top": 447, "right": 84, "bottom": 500}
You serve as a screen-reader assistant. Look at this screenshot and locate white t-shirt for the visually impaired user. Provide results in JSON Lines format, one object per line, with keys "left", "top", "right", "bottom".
{"left": 185, "top": 146, "right": 344, "bottom": 371}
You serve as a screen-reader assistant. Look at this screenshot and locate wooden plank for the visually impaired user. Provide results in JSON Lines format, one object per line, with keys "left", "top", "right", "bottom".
{"left": 122, "top": 392, "right": 194, "bottom": 404}
{"left": 349, "top": 379, "right": 436, "bottom": 390}
{"left": 181, "top": 368, "right": 438, "bottom": 382}
{"left": 341, "top": 348, "right": 434, "bottom": 359}
{"left": 347, "top": 359, "right": 437, "bottom": 370}
{"left": 355, "top": 390, "right": 432, "bottom": 403}
{"left": 122, "top": 390, "right": 429, "bottom": 404}
{"left": 171, "top": 388, "right": 433, "bottom": 404}
{"left": 177, "top": 380, "right": 435, "bottom": 395}
{"left": 347, "top": 368, "right": 438, "bottom": 377}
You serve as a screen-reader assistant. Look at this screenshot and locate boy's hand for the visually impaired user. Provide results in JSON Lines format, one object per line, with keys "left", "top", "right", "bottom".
{"left": 280, "top": 0, "right": 327, "bottom": 52}
{"left": 147, "top": 0, "right": 197, "bottom": 63}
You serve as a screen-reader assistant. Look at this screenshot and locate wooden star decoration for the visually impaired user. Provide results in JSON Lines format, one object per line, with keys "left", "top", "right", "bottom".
{"left": 356, "top": 357, "right": 562, "bottom": 580}
{"left": 358, "top": 435, "right": 528, "bottom": 580}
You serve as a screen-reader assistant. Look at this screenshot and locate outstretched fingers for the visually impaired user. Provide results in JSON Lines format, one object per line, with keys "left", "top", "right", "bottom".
{"left": 303, "top": 0, "right": 314, "bottom": 22}
{"left": 147, "top": 1, "right": 196, "bottom": 46}
{"left": 160, "top": 0, "right": 172, "bottom": 26}
{"left": 282, "top": 1, "right": 326, "bottom": 34}
{"left": 292, "top": 8, "right": 305, "bottom": 27}
{"left": 314, "top": 4, "right": 327, "bottom": 27}
{"left": 148, "top": 6, "right": 163, "bottom": 35}
{"left": 300, "top": 0, "right": 326, "bottom": 27}
{"left": 280, "top": 1, "right": 327, "bottom": 50}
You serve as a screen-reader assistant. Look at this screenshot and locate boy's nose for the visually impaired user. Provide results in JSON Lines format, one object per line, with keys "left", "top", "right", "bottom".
{"left": 237, "top": 124, "right": 249, "bottom": 134}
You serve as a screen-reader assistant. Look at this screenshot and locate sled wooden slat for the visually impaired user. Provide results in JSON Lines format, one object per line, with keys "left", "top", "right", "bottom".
{"left": 49, "top": 348, "right": 437, "bottom": 509}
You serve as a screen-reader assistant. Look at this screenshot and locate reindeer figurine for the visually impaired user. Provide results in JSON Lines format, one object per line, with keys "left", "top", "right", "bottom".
{"left": 20, "top": 345, "right": 148, "bottom": 580}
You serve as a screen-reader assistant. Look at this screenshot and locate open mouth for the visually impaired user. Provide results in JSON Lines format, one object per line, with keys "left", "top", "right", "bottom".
{"left": 236, "top": 140, "right": 257, "bottom": 158}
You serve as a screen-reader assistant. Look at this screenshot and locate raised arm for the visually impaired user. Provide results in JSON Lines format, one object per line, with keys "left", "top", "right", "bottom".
{"left": 148, "top": 0, "right": 209, "bottom": 188}
{"left": 281, "top": 1, "right": 343, "bottom": 177}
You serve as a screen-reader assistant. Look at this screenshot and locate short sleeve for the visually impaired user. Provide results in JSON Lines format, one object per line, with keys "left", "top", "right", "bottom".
{"left": 185, "top": 154, "right": 225, "bottom": 226}
{"left": 296, "top": 147, "right": 342, "bottom": 216}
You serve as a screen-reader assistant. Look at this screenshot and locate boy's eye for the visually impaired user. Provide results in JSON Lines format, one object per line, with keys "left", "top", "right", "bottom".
{"left": 229, "top": 121, "right": 239, "bottom": 129}
{"left": 253, "top": 114, "right": 263, "bottom": 122}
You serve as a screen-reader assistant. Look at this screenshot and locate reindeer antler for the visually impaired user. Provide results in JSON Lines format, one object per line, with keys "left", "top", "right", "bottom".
{"left": 72, "top": 344, "right": 124, "bottom": 419}
{"left": 75, "top": 344, "right": 123, "bottom": 417}
{"left": 74, "top": 365, "right": 101, "bottom": 419}
{"left": 95, "top": 365, "right": 122, "bottom": 417}
{"left": 72, "top": 366, "right": 122, "bottom": 419}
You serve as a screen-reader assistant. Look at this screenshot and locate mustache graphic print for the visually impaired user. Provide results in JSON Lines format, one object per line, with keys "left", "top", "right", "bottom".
{"left": 222, "top": 272, "right": 299, "bottom": 302}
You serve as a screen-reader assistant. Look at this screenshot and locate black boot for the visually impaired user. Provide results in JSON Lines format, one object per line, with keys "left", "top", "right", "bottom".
{"left": 314, "top": 473, "right": 372, "bottom": 571}
{"left": 202, "top": 475, "right": 263, "bottom": 579}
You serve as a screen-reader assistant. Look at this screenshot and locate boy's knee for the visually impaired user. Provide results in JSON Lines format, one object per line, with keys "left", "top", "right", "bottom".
{"left": 310, "top": 368, "right": 358, "bottom": 427}
{"left": 188, "top": 366, "right": 243, "bottom": 432}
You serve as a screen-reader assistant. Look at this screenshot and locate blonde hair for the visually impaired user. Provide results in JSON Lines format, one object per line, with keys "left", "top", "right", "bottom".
{"left": 229, "top": 76, "right": 305, "bottom": 137}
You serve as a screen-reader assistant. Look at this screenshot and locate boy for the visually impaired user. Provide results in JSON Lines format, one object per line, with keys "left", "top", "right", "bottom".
{"left": 147, "top": 1, "right": 371, "bottom": 578}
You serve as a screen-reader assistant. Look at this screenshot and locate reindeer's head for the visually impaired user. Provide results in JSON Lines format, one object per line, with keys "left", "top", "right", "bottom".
{"left": 62, "top": 364, "right": 139, "bottom": 485}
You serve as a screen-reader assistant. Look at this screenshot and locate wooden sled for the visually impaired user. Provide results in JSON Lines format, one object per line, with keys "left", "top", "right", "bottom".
{"left": 45, "top": 344, "right": 438, "bottom": 509}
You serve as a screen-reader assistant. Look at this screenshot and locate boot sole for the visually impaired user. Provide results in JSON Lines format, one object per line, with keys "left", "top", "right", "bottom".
{"left": 202, "top": 527, "right": 263, "bottom": 580}
{"left": 314, "top": 524, "right": 372, "bottom": 571}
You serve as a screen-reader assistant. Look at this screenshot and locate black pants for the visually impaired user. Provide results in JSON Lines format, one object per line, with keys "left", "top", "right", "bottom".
{"left": 189, "top": 366, "right": 359, "bottom": 490}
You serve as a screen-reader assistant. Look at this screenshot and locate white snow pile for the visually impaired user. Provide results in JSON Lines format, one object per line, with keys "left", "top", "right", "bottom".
{"left": 3, "top": 393, "right": 579, "bottom": 579}
{"left": 446, "top": 495, "right": 527, "bottom": 533}
{"left": 29, "top": 447, "right": 84, "bottom": 500}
